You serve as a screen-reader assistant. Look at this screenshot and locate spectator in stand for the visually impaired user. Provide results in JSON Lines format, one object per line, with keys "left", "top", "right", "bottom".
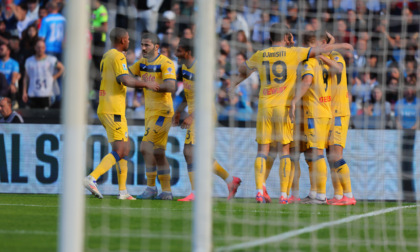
{"left": 243, "top": 0, "right": 261, "bottom": 30}
{"left": 232, "top": 30, "right": 253, "bottom": 59}
{"left": 218, "top": 17, "right": 233, "bottom": 41}
{"left": 404, "top": 56, "right": 417, "bottom": 78}
{"left": 285, "top": 2, "right": 298, "bottom": 31}
{"left": 354, "top": 39, "right": 368, "bottom": 73}
{"left": 0, "top": 43, "right": 20, "bottom": 103}
{"left": 35, "top": 5, "right": 47, "bottom": 29}
{"left": 406, "top": 73, "right": 417, "bottom": 87}
{"left": 352, "top": 72, "right": 377, "bottom": 108}
{"left": 38, "top": 1, "right": 66, "bottom": 61}
{"left": 0, "top": 96, "right": 24, "bottom": 123}
{"left": 1, "top": 2, "right": 18, "bottom": 36}
{"left": 183, "top": 26, "right": 193, "bottom": 39}
{"left": 136, "top": 0, "right": 163, "bottom": 49}
{"left": 234, "top": 52, "right": 258, "bottom": 110}
{"left": 385, "top": 77, "right": 399, "bottom": 105}
{"left": 217, "top": 6, "right": 249, "bottom": 40}
{"left": 0, "top": 20, "right": 12, "bottom": 44}
{"left": 157, "top": 10, "right": 176, "bottom": 42}
{"left": 364, "top": 86, "right": 391, "bottom": 118}
{"left": 251, "top": 11, "right": 271, "bottom": 45}
{"left": 26, "top": 0, "right": 40, "bottom": 24}
{"left": 395, "top": 85, "right": 419, "bottom": 201}
{"left": 22, "top": 39, "right": 64, "bottom": 108}
{"left": 20, "top": 24, "right": 38, "bottom": 61}
{"left": 335, "top": 19, "right": 355, "bottom": 44}
{"left": 90, "top": 0, "right": 108, "bottom": 104}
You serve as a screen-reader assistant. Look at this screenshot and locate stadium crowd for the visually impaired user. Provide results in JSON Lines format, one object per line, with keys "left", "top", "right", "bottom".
{"left": 0, "top": 0, "right": 419, "bottom": 129}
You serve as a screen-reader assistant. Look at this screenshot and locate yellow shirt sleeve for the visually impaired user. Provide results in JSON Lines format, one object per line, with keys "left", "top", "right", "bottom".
{"left": 161, "top": 59, "right": 176, "bottom": 80}
{"left": 301, "top": 60, "right": 314, "bottom": 79}
{"left": 330, "top": 51, "right": 345, "bottom": 67}
{"left": 295, "top": 47, "right": 311, "bottom": 63}
{"left": 113, "top": 54, "right": 129, "bottom": 78}
{"left": 129, "top": 60, "right": 141, "bottom": 76}
{"left": 245, "top": 51, "right": 261, "bottom": 70}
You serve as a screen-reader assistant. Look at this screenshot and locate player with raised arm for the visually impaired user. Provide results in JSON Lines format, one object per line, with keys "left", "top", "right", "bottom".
{"left": 233, "top": 23, "right": 353, "bottom": 204}
{"left": 174, "top": 38, "right": 241, "bottom": 202}
{"left": 322, "top": 33, "right": 356, "bottom": 205}
{"left": 131, "top": 32, "right": 177, "bottom": 200}
{"left": 84, "top": 27, "right": 159, "bottom": 200}
{"left": 289, "top": 31, "right": 337, "bottom": 204}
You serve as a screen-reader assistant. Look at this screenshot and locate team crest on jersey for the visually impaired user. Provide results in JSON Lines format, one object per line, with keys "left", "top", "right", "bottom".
{"left": 304, "top": 64, "right": 309, "bottom": 70}
{"left": 122, "top": 64, "right": 127, "bottom": 70}
{"left": 168, "top": 67, "right": 172, "bottom": 72}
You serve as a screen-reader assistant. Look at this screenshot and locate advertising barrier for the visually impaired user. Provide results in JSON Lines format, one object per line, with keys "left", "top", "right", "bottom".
{"left": 0, "top": 124, "right": 418, "bottom": 200}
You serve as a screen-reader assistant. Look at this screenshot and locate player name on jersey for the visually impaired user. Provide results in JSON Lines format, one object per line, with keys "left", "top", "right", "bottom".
{"left": 262, "top": 51, "right": 286, "bottom": 57}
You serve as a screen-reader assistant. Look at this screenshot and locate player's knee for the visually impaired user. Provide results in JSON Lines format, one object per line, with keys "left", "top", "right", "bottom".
{"left": 140, "top": 142, "right": 152, "bottom": 156}
{"left": 153, "top": 149, "right": 166, "bottom": 160}
{"left": 183, "top": 147, "right": 192, "bottom": 161}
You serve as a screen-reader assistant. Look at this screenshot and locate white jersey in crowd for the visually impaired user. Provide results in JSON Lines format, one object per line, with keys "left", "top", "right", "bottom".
{"left": 25, "top": 55, "right": 58, "bottom": 98}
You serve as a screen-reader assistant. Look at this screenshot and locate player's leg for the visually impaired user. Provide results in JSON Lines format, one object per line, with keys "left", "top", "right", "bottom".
{"left": 114, "top": 140, "right": 136, "bottom": 200}
{"left": 278, "top": 143, "right": 291, "bottom": 204}
{"left": 262, "top": 142, "right": 277, "bottom": 203}
{"left": 254, "top": 107, "right": 272, "bottom": 203}
{"left": 151, "top": 116, "right": 173, "bottom": 200}
{"left": 328, "top": 116, "right": 355, "bottom": 205}
{"left": 84, "top": 114, "right": 125, "bottom": 199}
{"left": 178, "top": 143, "right": 195, "bottom": 201}
{"left": 255, "top": 143, "right": 270, "bottom": 203}
{"left": 213, "top": 160, "right": 241, "bottom": 200}
{"left": 301, "top": 118, "right": 329, "bottom": 204}
{"left": 288, "top": 145, "right": 301, "bottom": 203}
{"left": 137, "top": 116, "right": 159, "bottom": 199}
{"left": 326, "top": 146, "right": 343, "bottom": 203}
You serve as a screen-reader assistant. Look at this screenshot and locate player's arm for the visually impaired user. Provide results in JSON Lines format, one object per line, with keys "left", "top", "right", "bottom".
{"left": 173, "top": 95, "right": 187, "bottom": 126}
{"left": 156, "top": 79, "right": 176, "bottom": 93}
{"left": 318, "top": 55, "right": 343, "bottom": 74}
{"left": 53, "top": 61, "right": 65, "bottom": 80}
{"left": 232, "top": 63, "right": 255, "bottom": 87}
{"left": 308, "top": 43, "right": 353, "bottom": 58}
{"left": 117, "top": 74, "right": 159, "bottom": 90}
{"left": 10, "top": 71, "right": 20, "bottom": 94}
{"left": 289, "top": 74, "right": 312, "bottom": 123}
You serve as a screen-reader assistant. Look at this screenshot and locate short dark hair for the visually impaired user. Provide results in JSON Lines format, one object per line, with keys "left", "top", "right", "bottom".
{"left": 302, "top": 31, "right": 316, "bottom": 46}
{"left": 178, "top": 38, "right": 194, "bottom": 55}
{"left": 109, "top": 27, "right": 128, "bottom": 44}
{"left": 269, "top": 23, "right": 289, "bottom": 43}
{"left": 141, "top": 32, "right": 160, "bottom": 45}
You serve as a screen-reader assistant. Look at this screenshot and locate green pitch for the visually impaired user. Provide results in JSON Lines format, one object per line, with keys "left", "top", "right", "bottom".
{"left": 0, "top": 194, "right": 419, "bottom": 252}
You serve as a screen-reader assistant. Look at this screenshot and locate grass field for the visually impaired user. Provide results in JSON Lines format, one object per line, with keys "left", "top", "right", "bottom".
{"left": 1, "top": 194, "right": 419, "bottom": 252}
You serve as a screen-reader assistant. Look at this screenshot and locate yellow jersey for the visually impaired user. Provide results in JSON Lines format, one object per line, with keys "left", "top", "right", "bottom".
{"left": 245, "top": 46, "right": 311, "bottom": 108}
{"left": 130, "top": 54, "right": 177, "bottom": 118}
{"left": 181, "top": 60, "right": 195, "bottom": 114}
{"left": 301, "top": 58, "right": 332, "bottom": 119}
{"left": 97, "top": 49, "right": 129, "bottom": 115}
{"left": 329, "top": 51, "right": 350, "bottom": 117}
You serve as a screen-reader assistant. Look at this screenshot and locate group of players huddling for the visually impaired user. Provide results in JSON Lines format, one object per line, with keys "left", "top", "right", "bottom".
{"left": 84, "top": 23, "right": 356, "bottom": 206}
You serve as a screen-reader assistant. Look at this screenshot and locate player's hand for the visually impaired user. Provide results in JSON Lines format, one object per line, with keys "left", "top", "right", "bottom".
{"left": 318, "top": 54, "right": 328, "bottom": 63}
{"left": 326, "top": 32, "right": 335, "bottom": 44}
{"left": 146, "top": 82, "right": 159, "bottom": 91}
{"left": 181, "top": 114, "right": 193, "bottom": 129}
{"left": 22, "top": 93, "right": 28, "bottom": 103}
{"left": 344, "top": 43, "right": 354, "bottom": 52}
{"left": 172, "top": 111, "right": 181, "bottom": 126}
{"left": 289, "top": 103, "right": 296, "bottom": 124}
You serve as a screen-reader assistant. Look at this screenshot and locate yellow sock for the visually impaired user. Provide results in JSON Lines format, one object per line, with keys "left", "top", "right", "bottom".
{"left": 158, "top": 169, "right": 171, "bottom": 192}
{"left": 330, "top": 165, "right": 343, "bottom": 196}
{"left": 292, "top": 160, "right": 301, "bottom": 193}
{"left": 264, "top": 155, "right": 275, "bottom": 182}
{"left": 213, "top": 160, "right": 229, "bottom": 180}
{"left": 335, "top": 159, "right": 352, "bottom": 193}
{"left": 279, "top": 156, "right": 291, "bottom": 193}
{"left": 254, "top": 155, "right": 266, "bottom": 190}
{"left": 146, "top": 166, "right": 157, "bottom": 187}
{"left": 187, "top": 163, "right": 194, "bottom": 191}
{"left": 314, "top": 156, "right": 328, "bottom": 194}
{"left": 116, "top": 159, "right": 128, "bottom": 191}
{"left": 90, "top": 153, "right": 117, "bottom": 180}
{"left": 307, "top": 160, "right": 316, "bottom": 191}
{"left": 287, "top": 161, "right": 295, "bottom": 195}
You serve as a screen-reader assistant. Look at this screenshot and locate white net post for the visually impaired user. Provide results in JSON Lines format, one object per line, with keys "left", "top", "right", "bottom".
{"left": 58, "top": 0, "right": 89, "bottom": 251}
{"left": 193, "top": 0, "right": 216, "bottom": 251}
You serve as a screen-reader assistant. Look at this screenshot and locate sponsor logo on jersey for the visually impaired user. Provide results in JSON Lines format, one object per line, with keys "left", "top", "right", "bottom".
{"left": 319, "top": 96, "right": 332, "bottom": 103}
{"left": 99, "top": 90, "right": 106, "bottom": 96}
{"left": 122, "top": 64, "right": 127, "bottom": 70}
{"left": 262, "top": 86, "right": 287, "bottom": 95}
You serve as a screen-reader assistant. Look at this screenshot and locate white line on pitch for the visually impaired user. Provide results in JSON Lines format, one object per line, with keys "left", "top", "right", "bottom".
{"left": 215, "top": 204, "right": 420, "bottom": 252}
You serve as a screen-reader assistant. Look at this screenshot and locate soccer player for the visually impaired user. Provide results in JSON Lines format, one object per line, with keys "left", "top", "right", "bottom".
{"left": 289, "top": 31, "right": 336, "bottom": 204}
{"left": 131, "top": 32, "right": 177, "bottom": 200}
{"left": 84, "top": 27, "right": 159, "bottom": 200}
{"left": 233, "top": 23, "right": 353, "bottom": 204}
{"left": 174, "top": 38, "right": 242, "bottom": 202}
{"left": 323, "top": 35, "right": 356, "bottom": 206}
